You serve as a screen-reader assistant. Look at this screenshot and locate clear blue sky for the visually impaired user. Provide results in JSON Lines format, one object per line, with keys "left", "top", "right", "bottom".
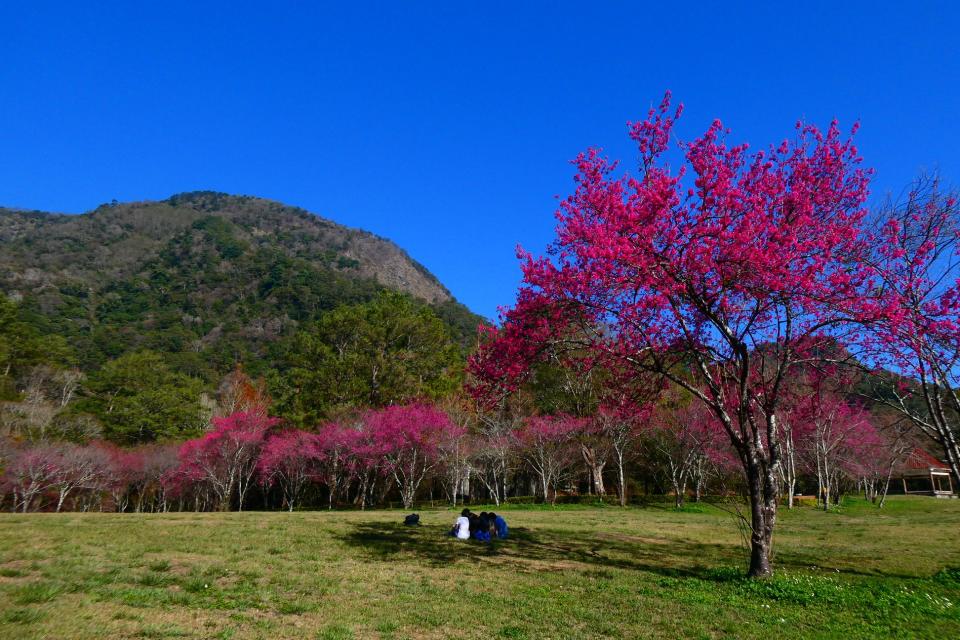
{"left": 1, "top": 2, "right": 958, "bottom": 320}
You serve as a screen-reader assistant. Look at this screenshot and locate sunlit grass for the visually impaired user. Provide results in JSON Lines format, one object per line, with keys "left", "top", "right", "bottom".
{"left": 0, "top": 497, "right": 958, "bottom": 638}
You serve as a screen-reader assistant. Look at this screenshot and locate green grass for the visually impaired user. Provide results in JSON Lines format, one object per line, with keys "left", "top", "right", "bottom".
{"left": 0, "top": 497, "right": 958, "bottom": 638}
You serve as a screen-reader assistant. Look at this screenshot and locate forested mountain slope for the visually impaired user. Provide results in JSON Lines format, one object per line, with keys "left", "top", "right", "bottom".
{"left": 0, "top": 191, "right": 481, "bottom": 376}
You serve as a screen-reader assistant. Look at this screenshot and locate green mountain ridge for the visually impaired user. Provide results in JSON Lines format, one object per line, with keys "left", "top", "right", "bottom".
{"left": 0, "top": 191, "right": 483, "bottom": 378}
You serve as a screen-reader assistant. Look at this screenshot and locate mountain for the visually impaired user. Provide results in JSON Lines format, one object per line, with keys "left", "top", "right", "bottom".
{"left": 0, "top": 191, "right": 483, "bottom": 376}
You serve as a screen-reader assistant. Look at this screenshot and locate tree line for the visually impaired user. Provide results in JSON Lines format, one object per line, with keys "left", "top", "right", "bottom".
{"left": 0, "top": 338, "right": 923, "bottom": 517}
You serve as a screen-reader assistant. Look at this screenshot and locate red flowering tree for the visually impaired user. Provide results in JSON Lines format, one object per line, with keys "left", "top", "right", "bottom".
{"left": 594, "top": 402, "right": 648, "bottom": 507}
{"left": 137, "top": 443, "right": 179, "bottom": 512}
{"left": 470, "top": 93, "right": 872, "bottom": 577}
{"left": 799, "top": 392, "right": 874, "bottom": 510}
{"left": 516, "top": 414, "right": 584, "bottom": 504}
{"left": 3, "top": 443, "right": 58, "bottom": 512}
{"left": 173, "top": 411, "right": 278, "bottom": 511}
{"left": 836, "top": 417, "right": 889, "bottom": 501}
{"left": 92, "top": 442, "right": 144, "bottom": 512}
{"left": 364, "top": 403, "right": 459, "bottom": 509}
{"left": 862, "top": 178, "right": 960, "bottom": 484}
{"left": 337, "top": 417, "right": 388, "bottom": 509}
{"left": 257, "top": 429, "right": 322, "bottom": 511}
{"left": 49, "top": 442, "right": 112, "bottom": 512}
{"left": 645, "top": 393, "right": 731, "bottom": 507}
{"left": 313, "top": 421, "right": 356, "bottom": 510}
{"left": 850, "top": 419, "right": 913, "bottom": 507}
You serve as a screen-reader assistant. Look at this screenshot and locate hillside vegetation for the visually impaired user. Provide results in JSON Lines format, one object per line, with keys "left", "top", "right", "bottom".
{"left": 0, "top": 192, "right": 483, "bottom": 441}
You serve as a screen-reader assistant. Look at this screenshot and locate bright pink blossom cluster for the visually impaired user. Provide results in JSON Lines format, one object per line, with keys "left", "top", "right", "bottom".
{"left": 469, "top": 92, "right": 877, "bottom": 577}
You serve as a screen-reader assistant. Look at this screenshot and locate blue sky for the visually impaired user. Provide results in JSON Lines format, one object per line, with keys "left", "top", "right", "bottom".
{"left": 1, "top": 2, "right": 958, "bottom": 319}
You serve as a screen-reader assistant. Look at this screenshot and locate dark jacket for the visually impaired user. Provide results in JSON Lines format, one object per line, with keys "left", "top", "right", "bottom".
{"left": 494, "top": 515, "right": 508, "bottom": 539}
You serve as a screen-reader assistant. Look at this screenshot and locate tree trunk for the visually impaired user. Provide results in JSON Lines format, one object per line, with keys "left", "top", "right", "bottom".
{"left": 746, "top": 461, "right": 777, "bottom": 578}
{"left": 615, "top": 450, "right": 627, "bottom": 507}
{"left": 359, "top": 473, "right": 369, "bottom": 510}
{"left": 878, "top": 458, "right": 897, "bottom": 508}
{"left": 592, "top": 462, "right": 606, "bottom": 497}
{"left": 56, "top": 488, "right": 69, "bottom": 512}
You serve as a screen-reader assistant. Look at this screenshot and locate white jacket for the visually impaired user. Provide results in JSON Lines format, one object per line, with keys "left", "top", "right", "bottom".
{"left": 453, "top": 516, "right": 470, "bottom": 539}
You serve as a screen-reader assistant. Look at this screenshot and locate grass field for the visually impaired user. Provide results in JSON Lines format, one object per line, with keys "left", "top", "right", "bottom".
{"left": 0, "top": 497, "right": 958, "bottom": 639}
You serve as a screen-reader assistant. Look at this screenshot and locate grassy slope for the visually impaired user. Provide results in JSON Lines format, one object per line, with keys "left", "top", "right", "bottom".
{"left": 0, "top": 497, "right": 958, "bottom": 639}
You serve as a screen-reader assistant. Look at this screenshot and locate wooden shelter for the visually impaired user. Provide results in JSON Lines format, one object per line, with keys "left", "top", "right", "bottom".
{"left": 891, "top": 448, "right": 956, "bottom": 498}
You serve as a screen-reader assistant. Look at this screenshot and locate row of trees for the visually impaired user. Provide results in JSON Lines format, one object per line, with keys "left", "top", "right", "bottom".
{"left": 1, "top": 380, "right": 906, "bottom": 515}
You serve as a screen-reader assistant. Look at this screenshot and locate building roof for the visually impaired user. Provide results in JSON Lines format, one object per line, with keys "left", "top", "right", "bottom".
{"left": 899, "top": 447, "right": 949, "bottom": 472}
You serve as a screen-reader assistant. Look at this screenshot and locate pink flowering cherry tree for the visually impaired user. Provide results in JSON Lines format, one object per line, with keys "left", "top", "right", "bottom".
{"left": 136, "top": 443, "right": 179, "bottom": 512}
{"left": 174, "top": 411, "right": 278, "bottom": 511}
{"left": 364, "top": 403, "right": 459, "bottom": 509}
{"left": 313, "top": 421, "right": 357, "bottom": 510}
{"left": 595, "top": 401, "right": 649, "bottom": 507}
{"left": 470, "top": 93, "right": 873, "bottom": 577}
{"left": 49, "top": 442, "right": 111, "bottom": 512}
{"left": 4, "top": 443, "right": 58, "bottom": 512}
{"left": 258, "top": 429, "right": 322, "bottom": 511}
{"left": 863, "top": 178, "right": 960, "bottom": 484}
{"left": 646, "top": 394, "right": 731, "bottom": 508}
{"left": 799, "top": 390, "right": 874, "bottom": 510}
{"left": 516, "top": 414, "right": 584, "bottom": 504}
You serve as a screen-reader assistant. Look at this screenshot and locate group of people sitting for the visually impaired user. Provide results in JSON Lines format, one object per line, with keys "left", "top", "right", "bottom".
{"left": 450, "top": 508, "right": 508, "bottom": 542}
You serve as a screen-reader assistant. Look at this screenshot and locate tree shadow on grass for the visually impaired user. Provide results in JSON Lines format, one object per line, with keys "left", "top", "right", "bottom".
{"left": 336, "top": 521, "right": 750, "bottom": 580}
{"left": 337, "top": 520, "right": 927, "bottom": 583}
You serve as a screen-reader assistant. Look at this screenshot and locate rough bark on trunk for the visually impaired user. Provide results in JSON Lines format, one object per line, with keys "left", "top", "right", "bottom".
{"left": 746, "top": 459, "right": 777, "bottom": 578}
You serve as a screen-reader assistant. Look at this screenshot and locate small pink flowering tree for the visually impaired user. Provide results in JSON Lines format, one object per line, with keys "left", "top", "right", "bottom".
{"left": 313, "top": 421, "right": 356, "bottom": 510}
{"left": 137, "top": 443, "right": 179, "bottom": 512}
{"left": 174, "top": 411, "right": 277, "bottom": 511}
{"left": 595, "top": 402, "right": 647, "bottom": 507}
{"left": 94, "top": 442, "right": 144, "bottom": 512}
{"left": 774, "top": 371, "right": 826, "bottom": 509}
{"left": 799, "top": 392, "right": 874, "bottom": 510}
{"left": 4, "top": 443, "right": 58, "bottom": 512}
{"left": 365, "top": 403, "right": 459, "bottom": 509}
{"left": 338, "top": 417, "right": 388, "bottom": 509}
{"left": 837, "top": 417, "right": 888, "bottom": 502}
{"left": 646, "top": 394, "right": 730, "bottom": 507}
{"left": 516, "top": 414, "right": 584, "bottom": 504}
{"left": 862, "top": 178, "right": 960, "bottom": 485}
{"left": 848, "top": 419, "right": 912, "bottom": 508}
{"left": 49, "top": 442, "right": 111, "bottom": 512}
{"left": 471, "top": 94, "right": 872, "bottom": 577}
{"left": 257, "top": 429, "right": 322, "bottom": 511}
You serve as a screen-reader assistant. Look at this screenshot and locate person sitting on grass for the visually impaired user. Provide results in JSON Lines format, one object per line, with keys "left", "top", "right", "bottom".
{"left": 489, "top": 511, "right": 508, "bottom": 539}
{"left": 468, "top": 512, "right": 482, "bottom": 539}
{"left": 473, "top": 512, "right": 492, "bottom": 542}
{"left": 450, "top": 508, "right": 471, "bottom": 540}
